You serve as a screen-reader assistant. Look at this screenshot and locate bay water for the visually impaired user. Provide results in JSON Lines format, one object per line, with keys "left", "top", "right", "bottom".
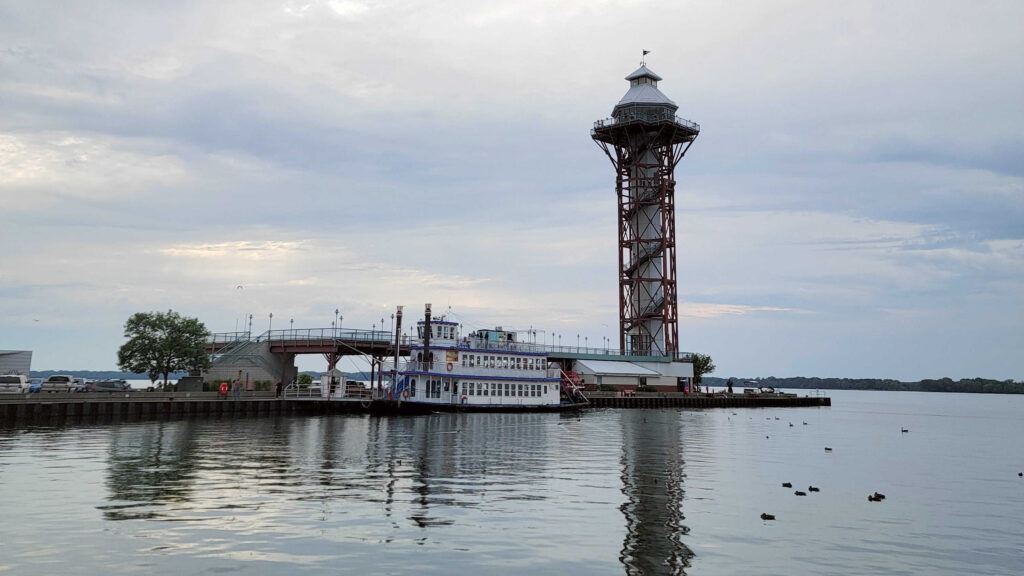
{"left": 1, "top": 390, "right": 1022, "bottom": 575}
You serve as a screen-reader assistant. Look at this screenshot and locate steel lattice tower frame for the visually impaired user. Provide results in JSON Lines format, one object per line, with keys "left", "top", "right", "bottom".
{"left": 592, "top": 65, "right": 699, "bottom": 358}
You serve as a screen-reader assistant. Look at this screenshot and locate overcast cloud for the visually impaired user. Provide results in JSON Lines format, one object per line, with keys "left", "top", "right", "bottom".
{"left": 1, "top": 0, "right": 1022, "bottom": 380}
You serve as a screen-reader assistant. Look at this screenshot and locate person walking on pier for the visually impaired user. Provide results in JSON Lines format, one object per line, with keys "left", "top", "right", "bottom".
{"left": 232, "top": 379, "right": 241, "bottom": 400}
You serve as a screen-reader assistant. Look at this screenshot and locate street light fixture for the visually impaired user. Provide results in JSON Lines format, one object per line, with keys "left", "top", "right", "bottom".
{"left": 335, "top": 309, "right": 339, "bottom": 337}
{"left": 269, "top": 312, "right": 273, "bottom": 336}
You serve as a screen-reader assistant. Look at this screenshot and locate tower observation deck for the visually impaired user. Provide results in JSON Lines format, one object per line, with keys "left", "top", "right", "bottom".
{"left": 592, "top": 64, "right": 699, "bottom": 358}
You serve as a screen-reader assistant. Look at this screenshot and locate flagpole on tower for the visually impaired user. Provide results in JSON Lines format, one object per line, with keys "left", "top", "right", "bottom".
{"left": 641, "top": 49, "right": 650, "bottom": 65}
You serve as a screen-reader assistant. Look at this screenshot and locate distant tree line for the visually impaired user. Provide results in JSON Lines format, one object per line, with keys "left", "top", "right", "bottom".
{"left": 705, "top": 376, "right": 1024, "bottom": 394}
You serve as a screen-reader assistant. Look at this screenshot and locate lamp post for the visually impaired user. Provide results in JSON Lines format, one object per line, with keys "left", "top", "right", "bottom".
{"left": 585, "top": 336, "right": 588, "bottom": 350}
{"left": 248, "top": 314, "right": 253, "bottom": 338}
{"left": 391, "top": 313, "right": 395, "bottom": 335}
{"left": 290, "top": 318, "right": 294, "bottom": 338}
{"left": 269, "top": 312, "right": 273, "bottom": 336}
{"left": 339, "top": 314, "right": 343, "bottom": 331}
{"left": 577, "top": 333, "right": 580, "bottom": 351}
{"left": 334, "top": 309, "right": 339, "bottom": 337}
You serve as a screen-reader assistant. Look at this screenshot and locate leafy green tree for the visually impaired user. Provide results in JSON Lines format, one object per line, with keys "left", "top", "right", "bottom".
{"left": 117, "top": 310, "right": 211, "bottom": 389}
{"left": 297, "top": 373, "right": 313, "bottom": 387}
{"left": 691, "top": 353, "right": 716, "bottom": 387}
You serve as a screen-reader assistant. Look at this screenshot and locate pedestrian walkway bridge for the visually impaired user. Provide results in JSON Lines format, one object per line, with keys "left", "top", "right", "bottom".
{"left": 206, "top": 328, "right": 409, "bottom": 359}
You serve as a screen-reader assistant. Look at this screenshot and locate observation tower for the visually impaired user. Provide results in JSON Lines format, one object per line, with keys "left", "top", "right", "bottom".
{"left": 592, "top": 61, "right": 699, "bottom": 358}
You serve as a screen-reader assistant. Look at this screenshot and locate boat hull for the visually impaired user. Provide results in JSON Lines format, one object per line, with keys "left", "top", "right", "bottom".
{"left": 369, "top": 400, "right": 587, "bottom": 415}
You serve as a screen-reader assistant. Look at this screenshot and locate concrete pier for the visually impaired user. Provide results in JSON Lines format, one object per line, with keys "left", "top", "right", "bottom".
{"left": 0, "top": 391, "right": 829, "bottom": 426}
{"left": 584, "top": 392, "right": 830, "bottom": 409}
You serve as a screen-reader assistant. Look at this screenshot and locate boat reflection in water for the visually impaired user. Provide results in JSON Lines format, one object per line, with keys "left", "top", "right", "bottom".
{"left": 94, "top": 412, "right": 688, "bottom": 574}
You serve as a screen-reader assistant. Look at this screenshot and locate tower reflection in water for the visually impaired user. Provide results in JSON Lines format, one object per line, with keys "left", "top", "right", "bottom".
{"left": 618, "top": 410, "right": 691, "bottom": 575}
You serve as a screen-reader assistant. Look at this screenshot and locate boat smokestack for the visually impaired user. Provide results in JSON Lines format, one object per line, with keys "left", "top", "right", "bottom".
{"left": 422, "top": 303, "right": 432, "bottom": 370}
{"left": 393, "top": 305, "right": 403, "bottom": 390}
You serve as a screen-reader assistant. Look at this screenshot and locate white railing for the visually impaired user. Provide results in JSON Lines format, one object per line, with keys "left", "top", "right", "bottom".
{"left": 382, "top": 359, "right": 559, "bottom": 379}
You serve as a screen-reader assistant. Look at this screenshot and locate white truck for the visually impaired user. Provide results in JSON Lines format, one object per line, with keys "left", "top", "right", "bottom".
{"left": 0, "top": 374, "right": 30, "bottom": 393}
{"left": 40, "top": 374, "right": 76, "bottom": 392}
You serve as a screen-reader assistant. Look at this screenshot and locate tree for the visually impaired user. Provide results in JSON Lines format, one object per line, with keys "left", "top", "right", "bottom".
{"left": 117, "top": 310, "right": 211, "bottom": 389}
{"left": 691, "top": 353, "right": 716, "bottom": 387}
{"left": 297, "top": 373, "right": 313, "bottom": 387}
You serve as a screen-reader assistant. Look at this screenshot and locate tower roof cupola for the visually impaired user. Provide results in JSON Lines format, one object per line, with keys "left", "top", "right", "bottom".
{"left": 614, "top": 65, "right": 677, "bottom": 111}
{"left": 625, "top": 65, "right": 663, "bottom": 83}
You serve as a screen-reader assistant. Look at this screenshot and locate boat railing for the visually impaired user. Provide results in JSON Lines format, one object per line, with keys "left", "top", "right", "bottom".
{"left": 385, "top": 359, "right": 559, "bottom": 379}
{"left": 402, "top": 338, "right": 695, "bottom": 362}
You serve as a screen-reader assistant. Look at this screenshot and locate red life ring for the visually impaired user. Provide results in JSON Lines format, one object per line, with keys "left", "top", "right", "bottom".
{"left": 402, "top": 389, "right": 409, "bottom": 399}
{"left": 446, "top": 362, "right": 453, "bottom": 372}
{"left": 218, "top": 382, "right": 228, "bottom": 395}
{"left": 461, "top": 395, "right": 468, "bottom": 404}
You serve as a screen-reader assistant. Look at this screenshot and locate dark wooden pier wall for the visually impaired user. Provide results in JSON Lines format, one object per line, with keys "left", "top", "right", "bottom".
{"left": 1, "top": 392, "right": 830, "bottom": 427}
{"left": 585, "top": 394, "right": 831, "bottom": 409}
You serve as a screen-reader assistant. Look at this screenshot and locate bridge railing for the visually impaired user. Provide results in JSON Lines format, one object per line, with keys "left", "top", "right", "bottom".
{"left": 262, "top": 328, "right": 407, "bottom": 346}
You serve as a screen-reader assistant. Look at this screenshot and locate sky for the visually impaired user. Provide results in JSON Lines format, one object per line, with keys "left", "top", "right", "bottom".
{"left": 1, "top": 1, "right": 1022, "bottom": 380}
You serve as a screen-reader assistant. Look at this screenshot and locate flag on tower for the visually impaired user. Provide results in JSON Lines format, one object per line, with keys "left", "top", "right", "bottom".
{"left": 643, "top": 50, "right": 650, "bottom": 55}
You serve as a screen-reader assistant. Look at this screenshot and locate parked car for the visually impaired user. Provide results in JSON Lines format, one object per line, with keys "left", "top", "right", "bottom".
{"left": 0, "top": 374, "right": 31, "bottom": 393}
{"left": 86, "top": 379, "right": 131, "bottom": 392}
{"left": 40, "top": 374, "right": 76, "bottom": 392}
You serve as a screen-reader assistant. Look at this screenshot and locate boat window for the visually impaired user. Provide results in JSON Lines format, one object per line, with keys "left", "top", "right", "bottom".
{"left": 516, "top": 358, "right": 522, "bottom": 370}
{"left": 462, "top": 355, "right": 467, "bottom": 367}
{"left": 410, "top": 379, "right": 417, "bottom": 396}
{"left": 444, "top": 381, "right": 449, "bottom": 392}
{"left": 417, "top": 352, "right": 422, "bottom": 362}
{"left": 543, "top": 385, "right": 547, "bottom": 394}
{"left": 517, "top": 384, "right": 523, "bottom": 396}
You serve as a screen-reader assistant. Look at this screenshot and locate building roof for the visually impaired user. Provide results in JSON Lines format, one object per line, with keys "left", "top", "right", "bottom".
{"left": 575, "top": 359, "right": 660, "bottom": 376}
{"left": 616, "top": 83, "right": 677, "bottom": 108}
{"left": 625, "top": 65, "right": 663, "bottom": 82}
